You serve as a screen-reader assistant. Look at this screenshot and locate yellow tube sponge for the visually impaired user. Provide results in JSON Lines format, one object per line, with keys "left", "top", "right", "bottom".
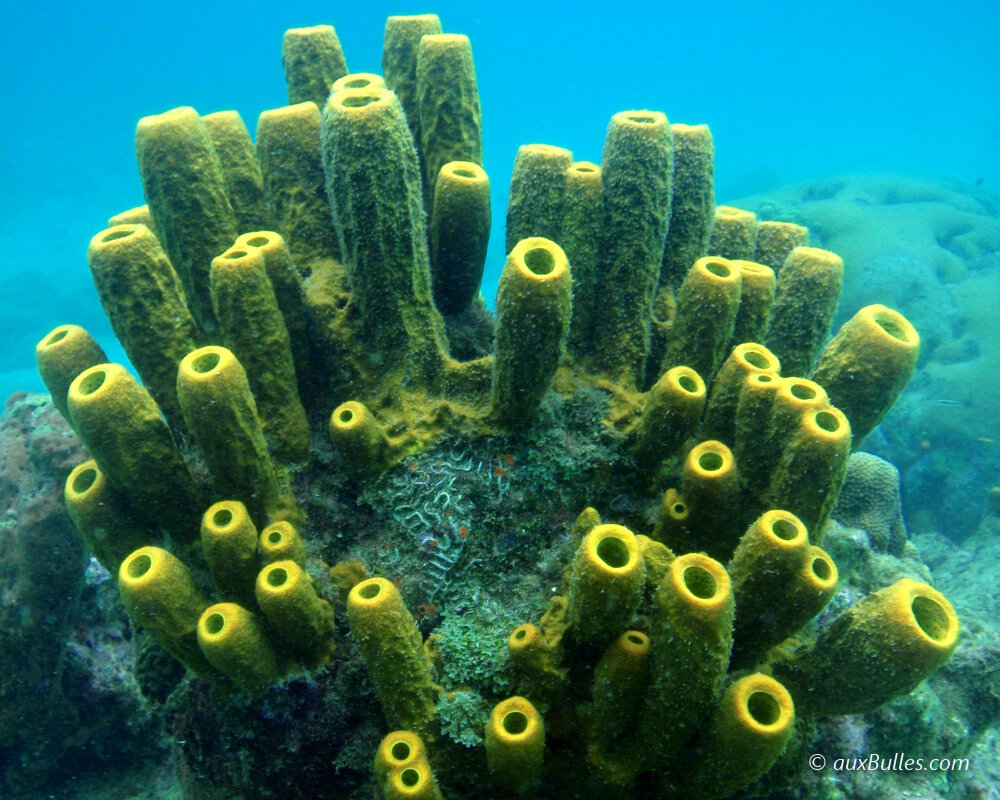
{"left": 107, "top": 204, "right": 155, "bottom": 231}
{"left": 659, "top": 256, "right": 742, "bottom": 382}
{"left": 197, "top": 602, "right": 281, "bottom": 695}
{"left": 485, "top": 696, "right": 545, "bottom": 795}
{"left": 328, "top": 400, "right": 392, "bottom": 477}
{"left": 67, "top": 363, "right": 201, "bottom": 544}
{"left": 674, "top": 673, "right": 795, "bottom": 800}
{"left": 766, "top": 405, "right": 852, "bottom": 536}
{"left": 728, "top": 260, "right": 777, "bottom": 351}
{"left": 118, "top": 546, "right": 212, "bottom": 674}
{"left": 567, "top": 524, "right": 646, "bottom": 645}
{"left": 375, "top": 731, "right": 442, "bottom": 800}
{"left": 728, "top": 511, "right": 837, "bottom": 669}
{"left": 505, "top": 144, "right": 574, "bottom": 254}
{"left": 630, "top": 366, "right": 706, "bottom": 471}
{"left": 281, "top": 25, "right": 348, "bottom": 107}
{"left": 771, "top": 578, "right": 959, "bottom": 716}
{"left": 428, "top": 160, "right": 491, "bottom": 314}
{"left": 258, "top": 521, "right": 307, "bottom": 568}
{"left": 491, "top": 237, "right": 572, "bottom": 425}
{"left": 416, "top": 33, "right": 483, "bottom": 211}
{"left": 680, "top": 440, "right": 742, "bottom": 560}
{"left": 201, "top": 110, "right": 271, "bottom": 234}
{"left": 702, "top": 342, "right": 781, "bottom": 444}
{"left": 651, "top": 487, "right": 691, "bottom": 552}
{"left": 65, "top": 459, "right": 154, "bottom": 575}
{"left": 135, "top": 106, "right": 237, "bottom": 333}
{"left": 810, "top": 304, "right": 920, "bottom": 448}
{"left": 595, "top": 110, "right": 674, "bottom": 387}
{"left": 200, "top": 501, "right": 259, "bottom": 607}
{"left": 256, "top": 103, "right": 340, "bottom": 264}
{"left": 753, "top": 220, "right": 809, "bottom": 273}
{"left": 87, "top": 224, "right": 201, "bottom": 427}
{"left": 659, "top": 123, "right": 715, "bottom": 292}
{"left": 590, "top": 631, "right": 650, "bottom": 753}
{"left": 733, "top": 371, "right": 783, "bottom": 499}
{"left": 210, "top": 245, "right": 310, "bottom": 464}
{"left": 255, "top": 560, "right": 336, "bottom": 666}
{"left": 374, "top": 730, "right": 427, "bottom": 787}
{"left": 764, "top": 246, "right": 844, "bottom": 376}
{"left": 562, "top": 160, "right": 603, "bottom": 358}
{"left": 708, "top": 205, "right": 758, "bottom": 260}
{"left": 177, "top": 347, "right": 284, "bottom": 523}
{"left": 642, "top": 552, "right": 734, "bottom": 769}
{"left": 347, "top": 577, "right": 437, "bottom": 732}
{"left": 36, "top": 324, "right": 108, "bottom": 424}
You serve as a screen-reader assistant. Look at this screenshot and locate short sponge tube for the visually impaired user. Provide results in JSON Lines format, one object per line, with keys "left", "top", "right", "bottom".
{"left": 485, "top": 695, "right": 545, "bottom": 795}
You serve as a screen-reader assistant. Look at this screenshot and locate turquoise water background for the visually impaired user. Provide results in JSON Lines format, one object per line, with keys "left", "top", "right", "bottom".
{"left": 1, "top": 0, "right": 997, "bottom": 400}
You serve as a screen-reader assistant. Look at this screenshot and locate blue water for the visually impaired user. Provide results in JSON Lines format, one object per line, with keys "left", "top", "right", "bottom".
{"left": 1, "top": 0, "right": 997, "bottom": 401}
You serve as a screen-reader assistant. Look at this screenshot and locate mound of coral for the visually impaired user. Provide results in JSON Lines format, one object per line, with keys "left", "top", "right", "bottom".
{"left": 13, "top": 12, "right": 979, "bottom": 800}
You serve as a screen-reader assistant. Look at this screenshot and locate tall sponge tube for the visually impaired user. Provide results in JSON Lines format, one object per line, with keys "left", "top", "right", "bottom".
{"left": 347, "top": 577, "right": 438, "bottom": 733}
{"left": 485, "top": 696, "right": 545, "bottom": 795}
{"left": 491, "top": 237, "right": 572, "bottom": 425}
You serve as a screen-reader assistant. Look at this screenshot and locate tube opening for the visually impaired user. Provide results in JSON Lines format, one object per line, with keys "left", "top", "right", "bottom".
{"left": 267, "top": 530, "right": 283, "bottom": 545}
{"left": 46, "top": 329, "right": 70, "bottom": 345}
{"left": 266, "top": 567, "right": 288, "bottom": 587}
{"left": 873, "top": 311, "right": 910, "bottom": 342}
{"left": 789, "top": 382, "right": 817, "bottom": 400}
{"left": 744, "top": 350, "right": 771, "bottom": 370}
{"left": 683, "top": 565, "right": 717, "bottom": 599}
{"left": 574, "top": 165, "right": 596, "bottom": 173}
{"left": 390, "top": 741, "right": 411, "bottom": 762}
{"left": 626, "top": 632, "right": 646, "bottom": 647}
{"left": 671, "top": 502, "right": 687, "bottom": 516}
{"left": 205, "top": 612, "right": 226, "bottom": 635}
{"left": 127, "top": 553, "right": 152, "bottom": 579}
{"left": 502, "top": 710, "right": 529, "bottom": 735}
{"left": 344, "top": 78, "right": 370, "bottom": 88}
{"left": 814, "top": 410, "right": 841, "bottom": 432}
{"left": 811, "top": 555, "right": 832, "bottom": 581}
{"left": 246, "top": 236, "right": 270, "bottom": 247}
{"left": 102, "top": 228, "right": 134, "bottom": 242}
{"left": 213, "top": 508, "right": 234, "bottom": 527}
{"left": 72, "top": 467, "right": 98, "bottom": 495}
{"left": 399, "top": 768, "right": 421, "bottom": 788}
{"left": 224, "top": 250, "right": 248, "bottom": 260}
{"left": 705, "top": 259, "right": 731, "bottom": 278}
{"left": 678, "top": 374, "right": 698, "bottom": 393}
{"left": 342, "top": 94, "right": 377, "bottom": 108}
{"left": 698, "top": 451, "right": 725, "bottom": 472}
{"left": 452, "top": 168, "right": 476, "bottom": 179}
{"left": 625, "top": 112, "right": 656, "bottom": 125}
{"left": 747, "top": 690, "right": 781, "bottom": 726}
{"left": 522, "top": 247, "right": 555, "bottom": 276}
{"left": 770, "top": 518, "right": 800, "bottom": 541}
{"left": 359, "top": 581, "right": 382, "bottom": 600}
{"left": 192, "top": 351, "right": 221, "bottom": 374}
{"left": 78, "top": 369, "right": 107, "bottom": 396}
{"left": 513, "top": 626, "right": 529, "bottom": 641}
{"left": 912, "top": 595, "right": 952, "bottom": 641}
{"left": 338, "top": 408, "right": 354, "bottom": 424}
{"left": 596, "top": 535, "right": 631, "bottom": 569}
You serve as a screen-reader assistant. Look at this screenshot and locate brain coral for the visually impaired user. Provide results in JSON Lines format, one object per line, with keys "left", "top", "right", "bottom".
{"left": 32, "top": 13, "right": 960, "bottom": 800}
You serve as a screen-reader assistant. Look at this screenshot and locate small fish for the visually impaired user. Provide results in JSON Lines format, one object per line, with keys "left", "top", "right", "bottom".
{"left": 933, "top": 399, "right": 964, "bottom": 407}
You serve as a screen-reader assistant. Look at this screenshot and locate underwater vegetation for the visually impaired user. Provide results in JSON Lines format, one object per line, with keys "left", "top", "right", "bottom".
{"left": 15, "top": 11, "right": 974, "bottom": 800}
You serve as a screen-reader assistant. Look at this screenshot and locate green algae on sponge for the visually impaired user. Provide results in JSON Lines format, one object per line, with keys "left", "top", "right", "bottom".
{"left": 177, "top": 347, "right": 285, "bottom": 523}
{"left": 118, "top": 545, "right": 212, "bottom": 675}
{"left": 256, "top": 559, "right": 336, "bottom": 667}
{"left": 702, "top": 342, "right": 781, "bottom": 444}
{"left": 35, "top": 324, "right": 108, "bottom": 424}
{"left": 754, "top": 220, "right": 809, "bottom": 272}
{"left": 728, "top": 260, "right": 777, "bottom": 350}
{"left": 562, "top": 160, "right": 603, "bottom": 357}
{"left": 764, "top": 245, "right": 844, "bottom": 376}
{"left": 329, "top": 400, "right": 393, "bottom": 477}
{"left": 733, "top": 370, "right": 784, "bottom": 498}
{"left": 811, "top": 303, "right": 920, "bottom": 447}
{"left": 485, "top": 695, "right": 545, "bottom": 795}
{"left": 589, "top": 630, "right": 650, "bottom": 759}
{"left": 200, "top": 500, "right": 259, "bottom": 607}
{"left": 68, "top": 363, "right": 201, "bottom": 544}
{"left": 642, "top": 552, "right": 733, "bottom": 769}
{"left": 201, "top": 110, "right": 271, "bottom": 234}
{"left": 256, "top": 103, "right": 341, "bottom": 265}
{"left": 210, "top": 245, "right": 310, "bottom": 464}
{"left": 135, "top": 106, "right": 237, "bottom": 333}
{"left": 728, "top": 510, "right": 838, "bottom": 670}
{"left": 321, "top": 85, "right": 443, "bottom": 362}
{"left": 347, "top": 577, "right": 438, "bottom": 733}
{"left": 708, "top": 205, "right": 758, "bottom": 260}
{"left": 595, "top": 110, "right": 673, "bottom": 387}
{"left": 375, "top": 730, "right": 443, "bottom": 800}
{"left": 281, "top": 25, "right": 348, "bottom": 107}
{"left": 567, "top": 524, "right": 646, "bottom": 645}
{"left": 658, "top": 256, "right": 742, "bottom": 382}
{"left": 630, "top": 366, "right": 706, "bottom": 471}
{"left": 659, "top": 123, "right": 714, "bottom": 292}
{"left": 771, "top": 578, "right": 959, "bottom": 716}
{"left": 65, "top": 459, "right": 154, "bottom": 575}
{"left": 505, "top": 144, "right": 573, "bottom": 254}
{"left": 674, "top": 673, "right": 795, "bottom": 800}
{"left": 491, "top": 237, "right": 572, "bottom": 425}
{"left": 197, "top": 602, "right": 280, "bottom": 695}
{"left": 429, "top": 160, "right": 491, "bottom": 314}
{"left": 416, "top": 33, "right": 483, "bottom": 210}
{"left": 87, "top": 223, "right": 200, "bottom": 427}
